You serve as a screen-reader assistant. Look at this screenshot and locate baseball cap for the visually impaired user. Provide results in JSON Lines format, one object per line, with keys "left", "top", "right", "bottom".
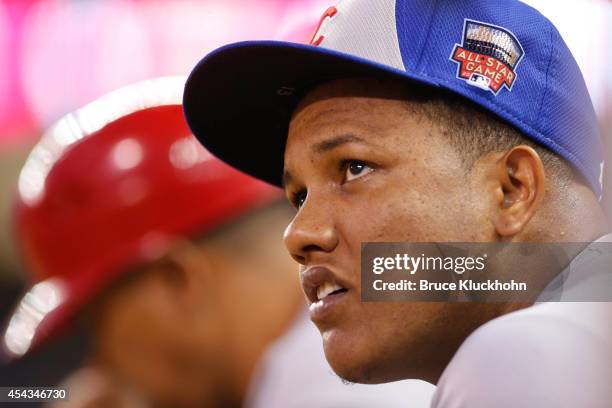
{"left": 3, "top": 77, "right": 281, "bottom": 358}
{"left": 183, "top": 0, "right": 604, "bottom": 199}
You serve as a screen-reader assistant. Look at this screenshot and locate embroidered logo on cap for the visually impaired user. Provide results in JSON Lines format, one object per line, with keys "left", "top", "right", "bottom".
{"left": 450, "top": 19, "right": 524, "bottom": 95}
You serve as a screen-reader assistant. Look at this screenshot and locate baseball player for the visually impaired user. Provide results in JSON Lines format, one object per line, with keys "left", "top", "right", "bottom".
{"left": 3, "top": 77, "right": 431, "bottom": 407}
{"left": 182, "top": 0, "right": 612, "bottom": 406}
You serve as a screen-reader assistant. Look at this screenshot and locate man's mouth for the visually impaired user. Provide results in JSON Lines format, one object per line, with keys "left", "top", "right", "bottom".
{"left": 316, "top": 281, "right": 348, "bottom": 302}
{"left": 301, "top": 266, "right": 350, "bottom": 322}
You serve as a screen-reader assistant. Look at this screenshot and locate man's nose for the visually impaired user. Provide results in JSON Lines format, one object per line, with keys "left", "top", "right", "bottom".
{"left": 283, "top": 194, "right": 339, "bottom": 265}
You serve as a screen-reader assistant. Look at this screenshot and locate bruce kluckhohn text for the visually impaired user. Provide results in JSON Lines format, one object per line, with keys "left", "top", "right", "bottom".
{"left": 371, "top": 253, "right": 528, "bottom": 294}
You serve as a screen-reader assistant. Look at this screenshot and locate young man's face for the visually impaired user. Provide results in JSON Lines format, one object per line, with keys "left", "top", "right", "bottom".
{"left": 282, "top": 78, "right": 503, "bottom": 383}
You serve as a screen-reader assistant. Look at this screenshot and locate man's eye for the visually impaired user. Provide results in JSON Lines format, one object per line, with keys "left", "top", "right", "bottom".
{"left": 345, "top": 160, "right": 374, "bottom": 182}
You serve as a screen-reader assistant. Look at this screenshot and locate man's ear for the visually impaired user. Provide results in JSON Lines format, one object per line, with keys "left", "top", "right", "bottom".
{"left": 492, "top": 145, "right": 546, "bottom": 237}
{"left": 154, "top": 240, "right": 219, "bottom": 310}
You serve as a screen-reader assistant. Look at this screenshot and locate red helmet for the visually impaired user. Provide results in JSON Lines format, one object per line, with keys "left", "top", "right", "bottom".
{"left": 4, "top": 77, "right": 281, "bottom": 358}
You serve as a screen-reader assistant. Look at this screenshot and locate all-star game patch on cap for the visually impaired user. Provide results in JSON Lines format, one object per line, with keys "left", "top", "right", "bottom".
{"left": 183, "top": 0, "right": 604, "bottom": 200}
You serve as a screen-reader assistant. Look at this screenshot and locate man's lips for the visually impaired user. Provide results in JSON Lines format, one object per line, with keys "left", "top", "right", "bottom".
{"left": 300, "top": 266, "right": 350, "bottom": 304}
{"left": 300, "top": 266, "right": 351, "bottom": 323}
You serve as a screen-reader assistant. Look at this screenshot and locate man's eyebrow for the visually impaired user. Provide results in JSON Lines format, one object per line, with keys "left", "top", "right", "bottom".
{"left": 312, "top": 134, "right": 369, "bottom": 153}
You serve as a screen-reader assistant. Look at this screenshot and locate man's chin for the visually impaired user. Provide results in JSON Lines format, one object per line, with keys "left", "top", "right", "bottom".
{"left": 321, "top": 328, "right": 405, "bottom": 385}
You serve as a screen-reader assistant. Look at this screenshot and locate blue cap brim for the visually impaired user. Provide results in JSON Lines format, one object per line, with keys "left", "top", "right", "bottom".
{"left": 183, "top": 41, "right": 439, "bottom": 187}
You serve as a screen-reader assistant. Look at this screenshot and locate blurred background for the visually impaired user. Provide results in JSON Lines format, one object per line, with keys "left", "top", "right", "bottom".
{"left": 0, "top": 0, "right": 610, "bottom": 398}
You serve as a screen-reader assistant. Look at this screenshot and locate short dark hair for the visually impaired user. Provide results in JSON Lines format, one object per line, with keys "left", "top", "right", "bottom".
{"left": 399, "top": 83, "right": 575, "bottom": 191}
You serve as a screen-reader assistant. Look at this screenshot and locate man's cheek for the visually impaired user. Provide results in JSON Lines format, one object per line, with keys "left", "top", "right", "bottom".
{"left": 372, "top": 198, "right": 429, "bottom": 241}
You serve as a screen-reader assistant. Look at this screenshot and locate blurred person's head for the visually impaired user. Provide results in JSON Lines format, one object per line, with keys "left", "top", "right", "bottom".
{"left": 4, "top": 78, "right": 302, "bottom": 408}
{"left": 89, "top": 199, "right": 299, "bottom": 408}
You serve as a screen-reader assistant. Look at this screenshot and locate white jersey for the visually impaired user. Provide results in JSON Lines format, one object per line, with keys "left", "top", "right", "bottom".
{"left": 432, "top": 235, "right": 612, "bottom": 408}
{"left": 245, "top": 310, "right": 435, "bottom": 408}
